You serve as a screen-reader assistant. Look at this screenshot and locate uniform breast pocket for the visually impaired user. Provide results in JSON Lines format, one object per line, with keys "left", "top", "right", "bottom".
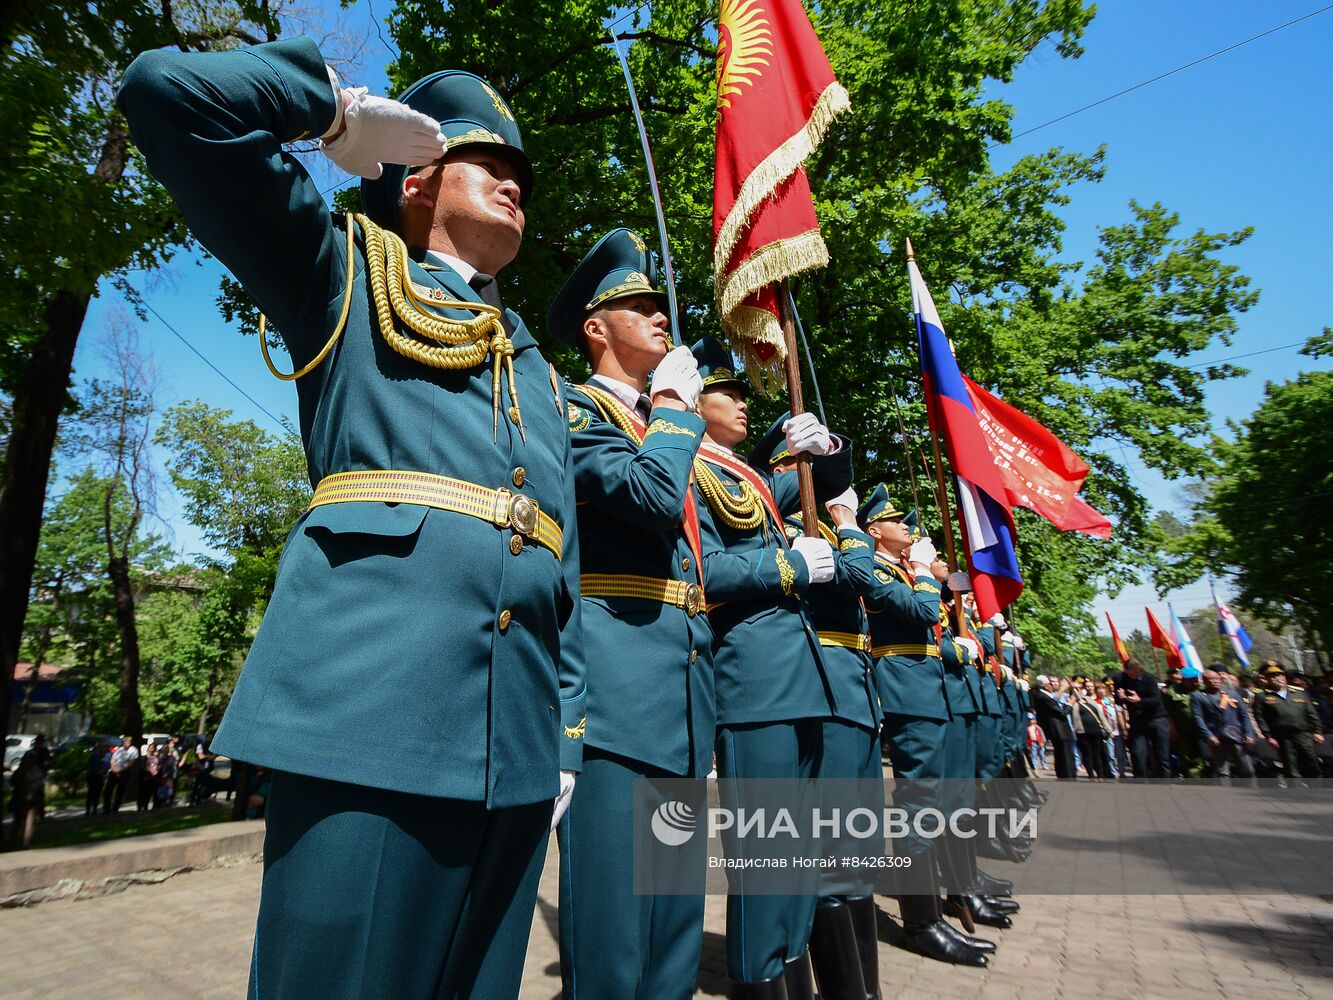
{"left": 302, "top": 502, "right": 430, "bottom": 567}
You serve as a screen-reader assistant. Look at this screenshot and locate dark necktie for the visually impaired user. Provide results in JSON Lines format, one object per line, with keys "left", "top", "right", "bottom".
{"left": 636, "top": 393, "right": 652, "bottom": 422}
{"left": 469, "top": 272, "right": 514, "bottom": 335}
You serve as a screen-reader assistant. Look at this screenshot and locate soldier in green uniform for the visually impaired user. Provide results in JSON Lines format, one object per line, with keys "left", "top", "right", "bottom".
{"left": 118, "top": 40, "right": 585, "bottom": 999}
{"left": 857, "top": 486, "right": 989, "bottom": 967}
{"left": 932, "top": 574, "right": 1016, "bottom": 934}
{"left": 752, "top": 417, "right": 881, "bottom": 999}
{"left": 964, "top": 599, "right": 1017, "bottom": 900}
{"left": 546, "top": 229, "right": 712, "bottom": 1000}
{"left": 1254, "top": 662, "right": 1325, "bottom": 782}
{"left": 691, "top": 338, "right": 850, "bottom": 1000}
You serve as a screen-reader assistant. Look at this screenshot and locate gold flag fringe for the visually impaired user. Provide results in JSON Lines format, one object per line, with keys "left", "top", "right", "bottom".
{"left": 712, "top": 80, "right": 850, "bottom": 289}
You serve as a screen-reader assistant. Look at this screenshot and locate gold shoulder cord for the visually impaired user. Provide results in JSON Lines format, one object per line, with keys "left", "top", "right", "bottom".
{"left": 694, "top": 460, "right": 766, "bottom": 531}
{"left": 260, "top": 213, "right": 525, "bottom": 441}
{"left": 577, "top": 385, "right": 643, "bottom": 443}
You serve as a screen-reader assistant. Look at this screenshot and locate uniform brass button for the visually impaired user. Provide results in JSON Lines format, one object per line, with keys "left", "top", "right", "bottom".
{"left": 498, "top": 609, "right": 512, "bottom": 630}
{"left": 509, "top": 536, "right": 524, "bottom": 555}
{"left": 682, "top": 556, "right": 691, "bottom": 572}
{"left": 512, "top": 467, "right": 526, "bottom": 487}
{"left": 690, "top": 649, "right": 699, "bottom": 663}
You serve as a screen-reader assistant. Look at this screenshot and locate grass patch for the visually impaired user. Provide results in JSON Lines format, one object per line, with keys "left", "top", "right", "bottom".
{"left": 26, "top": 803, "right": 237, "bottom": 850}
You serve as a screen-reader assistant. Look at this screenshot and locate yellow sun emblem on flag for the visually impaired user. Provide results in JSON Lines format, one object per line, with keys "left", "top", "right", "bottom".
{"left": 716, "top": 0, "right": 773, "bottom": 109}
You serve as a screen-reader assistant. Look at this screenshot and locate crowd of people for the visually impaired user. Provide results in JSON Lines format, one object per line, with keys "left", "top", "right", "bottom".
{"left": 1027, "top": 659, "right": 1328, "bottom": 783}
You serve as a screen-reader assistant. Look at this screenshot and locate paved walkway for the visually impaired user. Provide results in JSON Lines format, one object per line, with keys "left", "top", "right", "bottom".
{"left": 2, "top": 839, "right": 1331, "bottom": 999}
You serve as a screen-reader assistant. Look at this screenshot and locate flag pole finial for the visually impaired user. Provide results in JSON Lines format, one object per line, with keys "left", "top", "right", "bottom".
{"left": 905, "top": 237, "right": 916, "bottom": 262}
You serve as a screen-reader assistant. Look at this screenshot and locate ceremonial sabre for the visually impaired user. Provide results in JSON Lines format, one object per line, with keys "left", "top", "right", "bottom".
{"left": 789, "top": 287, "right": 828, "bottom": 425}
{"left": 609, "top": 31, "right": 681, "bottom": 345}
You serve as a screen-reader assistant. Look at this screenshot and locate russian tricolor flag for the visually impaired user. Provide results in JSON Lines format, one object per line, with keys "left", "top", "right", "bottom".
{"left": 910, "top": 255, "right": 1022, "bottom": 620}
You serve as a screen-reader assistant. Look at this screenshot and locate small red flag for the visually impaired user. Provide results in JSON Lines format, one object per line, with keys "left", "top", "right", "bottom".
{"left": 713, "top": 0, "right": 848, "bottom": 380}
{"left": 1106, "top": 612, "right": 1129, "bottom": 664}
{"left": 1146, "top": 608, "right": 1184, "bottom": 668}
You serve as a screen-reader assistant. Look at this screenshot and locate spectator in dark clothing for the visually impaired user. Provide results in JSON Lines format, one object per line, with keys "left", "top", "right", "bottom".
{"left": 104, "top": 736, "right": 139, "bottom": 814}
{"left": 86, "top": 741, "right": 112, "bottom": 818}
{"left": 137, "top": 743, "right": 161, "bottom": 811}
{"left": 1032, "top": 675, "right": 1077, "bottom": 779}
{"left": 1190, "top": 669, "right": 1256, "bottom": 783}
{"left": 10, "top": 736, "right": 50, "bottom": 848}
{"left": 1114, "top": 659, "right": 1171, "bottom": 780}
{"left": 1073, "top": 691, "right": 1111, "bottom": 780}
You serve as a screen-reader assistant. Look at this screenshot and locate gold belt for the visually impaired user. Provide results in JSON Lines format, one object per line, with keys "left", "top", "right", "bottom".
{"left": 310, "top": 470, "right": 563, "bottom": 559}
{"left": 871, "top": 643, "right": 941, "bottom": 659}
{"left": 818, "top": 631, "right": 872, "bottom": 652}
{"left": 581, "top": 574, "right": 705, "bottom": 617}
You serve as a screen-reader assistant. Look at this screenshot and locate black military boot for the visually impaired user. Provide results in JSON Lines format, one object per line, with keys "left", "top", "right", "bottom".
{"left": 809, "top": 902, "right": 869, "bottom": 1000}
{"left": 972, "top": 868, "right": 1014, "bottom": 897}
{"left": 730, "top": 975, "right": 789, "bottom": 999}
{"left": 847, "top": 896, "right": 881, "bottom": 999}
{"left": 936, "top": 916, "right": 997, "bottom": 953}
{"left": 958, "top": 892, "right": 1014, "bottom": 929}
{"left": 980, "top": 894, "right": 1020, "bottom": 914}
{"left": 898, "top": 893, "right": 989, "bottom": 967}
{"left": 783, "top": 950, "right": 815, "bottom": 1000}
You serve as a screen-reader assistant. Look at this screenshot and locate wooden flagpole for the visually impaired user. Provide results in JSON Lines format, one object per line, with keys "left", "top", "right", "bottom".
{"left": 778, "top": 278, "right": 819, "bottom": 537}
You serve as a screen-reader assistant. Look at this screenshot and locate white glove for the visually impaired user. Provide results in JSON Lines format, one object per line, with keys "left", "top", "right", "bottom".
{"left": 956, "top": 637, "right": 980, "bottom": 662}
{"left": 790, "top": 536, "right": 835, "bottom": 584}
{"left": 824, "top": 487, "right": 858, "bottom": 513}
{"left": 907, "top": 537, "right": 937, "bottom": 572}
{"left": 551, "top": 769, "right": 577, "bottom": 830}
{"left": 322, "top": 87, "right": 448, "bottom": 179}
{"left": 1011, "top": 634, "right": 1026, "bottom": 650}
{"left": 649, "top": 345, "right": 703, "bottom": 411}
{"left": 782, "top": 413, "right": 834, "bottom": 457}
{"left": 988, "top": 612, "right": 1006, "bottom": 627}
{"left": 946, "top": 571, "right": 972, "bottom": 593}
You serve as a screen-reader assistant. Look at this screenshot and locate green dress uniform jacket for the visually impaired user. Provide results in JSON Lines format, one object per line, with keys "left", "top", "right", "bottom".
{"left": 780, "top": 517, "right": 879, "bottom": 732}
{"left": 1253, "top": 688, "right": 1323, "bottom": 739}
{"left": 117, "top": 38, "right": 585, "bottom": 808}
{"left": 565, "top": 386, "right": 715, "bottom": 777}
{"left": 940, "top": 617, "right": 980, "bottom": 719}
{"left": 699, "top": 447, "right": 852, "bottom": 725}
{"left": 861, "top": 557, "right": 948, "bottom": 721}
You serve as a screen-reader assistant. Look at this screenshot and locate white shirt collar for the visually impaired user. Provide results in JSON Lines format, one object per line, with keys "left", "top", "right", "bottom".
{"left": 424, "top": 248, "right": 477, "bottom": 285}
{"left": 588, "top": 373, "right": 646, "bottom": 412}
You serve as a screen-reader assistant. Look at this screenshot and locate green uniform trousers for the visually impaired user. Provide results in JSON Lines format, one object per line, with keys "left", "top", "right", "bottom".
{"left": 975, "top": 715, "right": 1003, "bottom": 784}
{"left": 817, "top": 719, "right": 883, "bottom": 900}
{"left": 251, "top": 772, "right": 550, "bottom": 1000}
{"left": 1277, "top": 732, "right": 1321, "bottom": 780}
{"left": 883, "top": 714, "right": 947, "bottom": 858}
{"left": 716, "top": 719, "right": 823, "bottom": 983}
{"left": 557, "top": 748, "right": 706, "bottom": 1000}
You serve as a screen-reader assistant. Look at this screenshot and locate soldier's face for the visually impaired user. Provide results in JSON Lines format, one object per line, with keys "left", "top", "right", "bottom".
{"left": 586, "top": 295, "right": 670, "bottom": 376}
{"left": 699, "top": 386, "right": 748, "bottom": 448}
{"left": 426, "top": 149, "right": 525, "bottom": 271}
{"left": 869, "top": 517, "right": 910, "bottom": 553}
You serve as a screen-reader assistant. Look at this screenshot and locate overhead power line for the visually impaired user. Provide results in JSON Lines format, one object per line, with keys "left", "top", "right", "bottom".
{"left": 139, "top": 299, "right": 289, "bottom": 433}
{"left": 999, "top": 4, "right": 1333, "bottom": 148}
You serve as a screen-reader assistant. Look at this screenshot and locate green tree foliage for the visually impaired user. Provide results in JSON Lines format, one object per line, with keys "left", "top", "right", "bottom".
{"left": 1164, "top": 331, "right": 1333, "bottom": 648}
{"left": 352, "top": 1, "right": 1255, "bottom": 653}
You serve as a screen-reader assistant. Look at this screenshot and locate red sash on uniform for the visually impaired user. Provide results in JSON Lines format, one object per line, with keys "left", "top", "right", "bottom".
{"left": 577, "top": 386, "right": 704, "bottom": 585}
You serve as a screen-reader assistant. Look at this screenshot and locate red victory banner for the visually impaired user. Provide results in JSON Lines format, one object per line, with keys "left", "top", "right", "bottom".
{"left": 1106, "top": 612, "right": 1130, "bottom": 664}
{"left": 1146, "top": 608, "right": 1184, "bottom": 669}
{"left": 962, "top": 374, "right": 1113, "bottom": 539}
{"left": 712, "top": 0, "right": 848, "bottom": 380}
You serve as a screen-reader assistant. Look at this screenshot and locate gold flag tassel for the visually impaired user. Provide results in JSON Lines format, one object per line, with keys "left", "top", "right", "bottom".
{"left": 260, "top": 213, "right": 526, "bottom": 440}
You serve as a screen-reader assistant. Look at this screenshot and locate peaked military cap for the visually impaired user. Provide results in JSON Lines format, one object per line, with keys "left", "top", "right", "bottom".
{"left": 903, "top": 508, "right": 920, "bottom": 535}
{"left": 857, "top": 483, "right": 905, "bottom": 527}
{"left": 361, "top": 71, "right": 532, "bottom": 231}
{"left": 1259, "top": 661, "right": 1285, "bottom": 677}
{"left": 691, "top": 337, "right": 747, "bottom": 394}
{"left": 748, "top": 411, "right": 793, "bottom": 469}
{"left": 547, "top": 228, "right": 667, "bottom": 352}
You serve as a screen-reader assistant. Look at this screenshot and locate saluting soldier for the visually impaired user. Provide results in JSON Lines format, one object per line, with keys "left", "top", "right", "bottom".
{"left": 691, "top": 338, "right": 850, "bottom": 1000}
{"left": 118, "top": 41, "right": 585, "bottom": 998}
{"left": 752, "top": 417, "right": 881, "bottom": 999}
{"left": 857, "top": 486, "right": 989, "bottom": 967}
{"left": 1253, "top": 662, "right": 1325, "bottom": 782}
{"left": 546, "top": 229, "right": 712, "bottom": 1000}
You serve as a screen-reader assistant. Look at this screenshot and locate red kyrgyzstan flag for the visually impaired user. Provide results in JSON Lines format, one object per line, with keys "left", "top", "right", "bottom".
{"left": 712, "top": 0, "right": 848, "bottom": 380}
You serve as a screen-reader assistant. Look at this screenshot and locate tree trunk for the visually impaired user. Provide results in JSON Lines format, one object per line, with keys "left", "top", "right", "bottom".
{"left": 0, "top": 123, "right": 128, "bottom": 837}
{"left": 107, "top": 554, "right": 144, "bottom": 744}
{"left": 17, "top": 577, "right": 63, "bottom": 734}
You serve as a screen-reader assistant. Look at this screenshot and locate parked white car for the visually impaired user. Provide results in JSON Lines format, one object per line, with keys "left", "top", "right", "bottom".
{"left": 4, "top": 735, "right": 37, "bottom": 774}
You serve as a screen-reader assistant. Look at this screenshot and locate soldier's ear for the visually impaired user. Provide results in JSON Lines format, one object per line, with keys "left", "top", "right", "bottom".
{"left": 582, "top": 313, "right": 609, "bottom": 353}
{"left": 402, "top": 172, "right": 437, "bottom": 213}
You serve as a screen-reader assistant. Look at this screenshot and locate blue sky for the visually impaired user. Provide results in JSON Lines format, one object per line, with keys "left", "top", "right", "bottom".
{"left": 71, "top": 1, "right": 1331, "bottom": 642}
